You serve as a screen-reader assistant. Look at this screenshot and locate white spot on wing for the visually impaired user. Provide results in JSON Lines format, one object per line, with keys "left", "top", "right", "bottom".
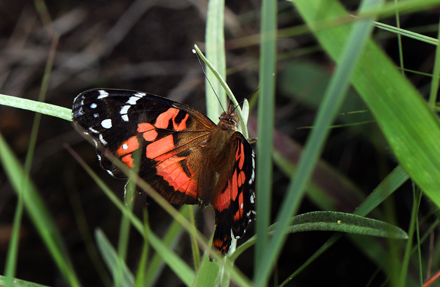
{"left": 93, "top": 113, "right": 99, "bottom": 118}
{"left": 134, "top": 92, "right": 146, "bottom": 97}
{"left": 90, "top": 103, "right": 97, "bottom": 109}
{"left": 120, "top": 105, "right": 130, "bottom": 114}
{"left": 89, "top": 127, "right": 99, "bottom": 134}
{"left": 101, "top": 119, "right": 112, "bottom": 129}
{"left": 97, "top": 90, "right": 109, "bottom": 99}
{"left": 120, "top": 105, "right": 130, "bottom": 122}
{"left": 122, "top": 144, "right": 128, "bottom": 150}
{"left": 127, "top": 96, "right": 141, "bottom": 105}
{"left": 99, "top": 133, "right": 108, "bottom": 145}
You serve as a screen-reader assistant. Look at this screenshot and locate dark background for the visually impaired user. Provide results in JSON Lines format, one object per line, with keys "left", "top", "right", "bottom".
{"left": 0, "top": 0, "right": 439, "bottom": 286}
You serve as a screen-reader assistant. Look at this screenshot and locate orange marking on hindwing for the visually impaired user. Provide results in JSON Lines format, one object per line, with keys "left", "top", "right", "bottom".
{"left": 155, "top": 154, "right": 197, "bottom": 198}
{"left": 146, "top": 135, "right": 174, "bottom": 159}
{"left": 155, "top": 108, "right": 189, "bottom": 131}
{"left": 213, "top": 239, "right": 228, "bottom": 253}
{"left": 238, "top": 170, "right": 246, "bottom": 187}
{"left": 234, "top": 192, "right": 244, "bottom": 221}
{"left": 213, "top": 175, "right": 238, "bottom": 213}
{"left": 236, "top": 142, "right": 245, "bottom": 170}
{"left": 117, "top": 136, "right": 139, "bottom": 156}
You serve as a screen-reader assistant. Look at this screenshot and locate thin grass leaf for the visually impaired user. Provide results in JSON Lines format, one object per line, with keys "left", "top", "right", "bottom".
{"left": 4, "top": 197, "right": 24, "bottom": 287}
{"left": 286, "top": 211, "right": 407, "bottom": 239}
{"left": 0, "top": 135, "right": 80, "bottom": 286}
{"left": 4, "top": 30, "right": 59, "bottom": 287}
{"left": 0, "top": 275, "right": 49, "bottom": 287}
{"left": 134, "top": 211, "right": 149, "bottom": 287}
{"left": 255, "top": 1, "right": 385, "bottom": 285}
{"left": 188, "top": 205, "right": 201, "bottom": 270}
{"left": 298, "top": 1, "right": 440, "bottom": 204}
{"left": 193, "top": 45, "right": 249, "bottom": 138}
{"left": 399, "top": 188, "right": 423, "bottom": 286}
{"left": 144, "top": 207, "right": 189, "bottom": 286}
{"left": 95, "top": 229, "right": 135, "bottom": 287}
{"left": 277, "top": 165, "right": 409, "bottom": 285}
{"left": 354, "top": 165, "right": 409, "bottom": 217}
{"left": 192, "top": 255, "right": 221, "bottom": 287}
{"left": 374, "top": 21, "right": 438, "bottom": 46}
{"left": 205, "top": 0, "right": 227, "bottom": 120}
{"left": 0, "top": 94, "right": 71, "bottom": 121}
{"left": 428, "top": 20, "right": 440, "bottom": 107}
{"left": 255, "top": 0, "right": 277, "bottom": 276}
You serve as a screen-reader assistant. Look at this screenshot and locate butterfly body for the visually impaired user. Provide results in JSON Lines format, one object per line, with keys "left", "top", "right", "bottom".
{"left": 72, "top": 88, "right": 255, "bottom": 254}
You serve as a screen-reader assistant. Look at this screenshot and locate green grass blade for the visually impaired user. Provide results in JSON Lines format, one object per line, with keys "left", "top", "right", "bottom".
{"left": 354, "top": 165, "right": 409, "bottom": 216}
{"left": 0, "top": 275, "right": 50, "bottom": 287}
{"left": 95, "top": 229, "right": 135, "bottom": 287}
{"left": 298, "top": 1, "right": 440, "bottom": 205}
{"left": 4, "top": 196, "right": 24, "bottom": 287}
{"left": 255, "top": 0, "right": 277, "bottom": 276}
{"left": 0, "top": 94, "right": 71, "bottom": 122}
{"left": 429, "top": 20, "right": 440, "bottom": 107}
{"left": 0, "top": 135, "right": 80, "bottom": 286}
{"left": 192, "top": 255, "right": 220, "bottom": 287}
{"left": 255, "top": 1, "right": 385, "bottom": 285}
{"left": 205, "top": 0, "right": 227, "bottom": 120}
{"left": 144, "top": 207, "right": 189, "bottom": 286}
{"left": 193, "top": 45, "right": 249, "bottom": 137}
{"left": 286, "top": 211, "right": 407, "bottom": 239}
{"left": 134, "top": 211, "right": 149, "bottom": 287}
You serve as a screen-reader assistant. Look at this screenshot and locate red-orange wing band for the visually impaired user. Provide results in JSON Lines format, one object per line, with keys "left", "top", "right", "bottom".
{"left": 72, "top": 88, "right": 215, "bottom": 205}
{"left": 211, "top": 133, "right": 256, "bottom": 254}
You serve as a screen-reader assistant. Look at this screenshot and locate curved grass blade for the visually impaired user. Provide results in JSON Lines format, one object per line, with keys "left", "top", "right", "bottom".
{"left": 95, "top": 229, "right": 134, "bottom": 287}
{"left": 0, "top": 135, "right": 80, "bottom": 286}
{"left": 255, "top": 0, "right": 385, "bottom": 285}
{"left": 0, "top": 94, "right": 71, "bottom": 122}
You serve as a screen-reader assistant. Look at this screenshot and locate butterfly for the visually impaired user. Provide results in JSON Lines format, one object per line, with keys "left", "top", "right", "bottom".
{"left": 72, "top": 88, "right": 255, "bottom": 254}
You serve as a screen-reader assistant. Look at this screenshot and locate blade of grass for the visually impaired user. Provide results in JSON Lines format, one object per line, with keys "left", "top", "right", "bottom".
{"left": 277, "top": 164, "right": 409, "bottom": 285}
{"left": 95, "top": 229, "right": 134, "bottom": 287}
{"left": 255, "top": 0, "right": 384, "bottom": 285}
{"left": 255, "top": 0, "right": 277, "bottom": 275}
{"left": 428, "top": 20, "right": 440, "bottom": 108}
{"left": 193, "top": 45, "right": 249, "bottom": 137}
{"left": 0, "top": 275, "right": 50, "bottom": 287}
{"left": 399, "top": 187, "right": 423, "bottom": 286}
{"left": 205, "top": 0, "right": 227, "bottom": 120}
{"left": 0, "top": 94, "right": 71, "bottom": 121}
{"left": 188, "top": 205, "right": 201, "bottom": 270}
{"left": 297, "top": 1, "right": 440, "bottom": 204}
{"left": 144, "top": 207, "right": 188, "bottom": 286}
{"left": 134, "top": 211, "right": 149, "bottom": 287}
{"left": 0, "top": 135, "right": 80, "bottom": 286}
{"left": 4, "top": 22, "right": 59, "bottom": 287}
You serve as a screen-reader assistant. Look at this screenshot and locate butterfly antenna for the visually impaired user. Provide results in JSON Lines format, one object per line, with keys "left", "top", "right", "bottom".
{"left": 192, "top": 49, "right": 226, "bottom": 113}
{"left": 235, "top": 87, "right": 259, "bottom": 111}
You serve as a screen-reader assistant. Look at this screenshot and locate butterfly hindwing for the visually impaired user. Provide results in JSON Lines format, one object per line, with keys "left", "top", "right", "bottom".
{"left": 211, "top": 133, "right": 256, "bottom": 253}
